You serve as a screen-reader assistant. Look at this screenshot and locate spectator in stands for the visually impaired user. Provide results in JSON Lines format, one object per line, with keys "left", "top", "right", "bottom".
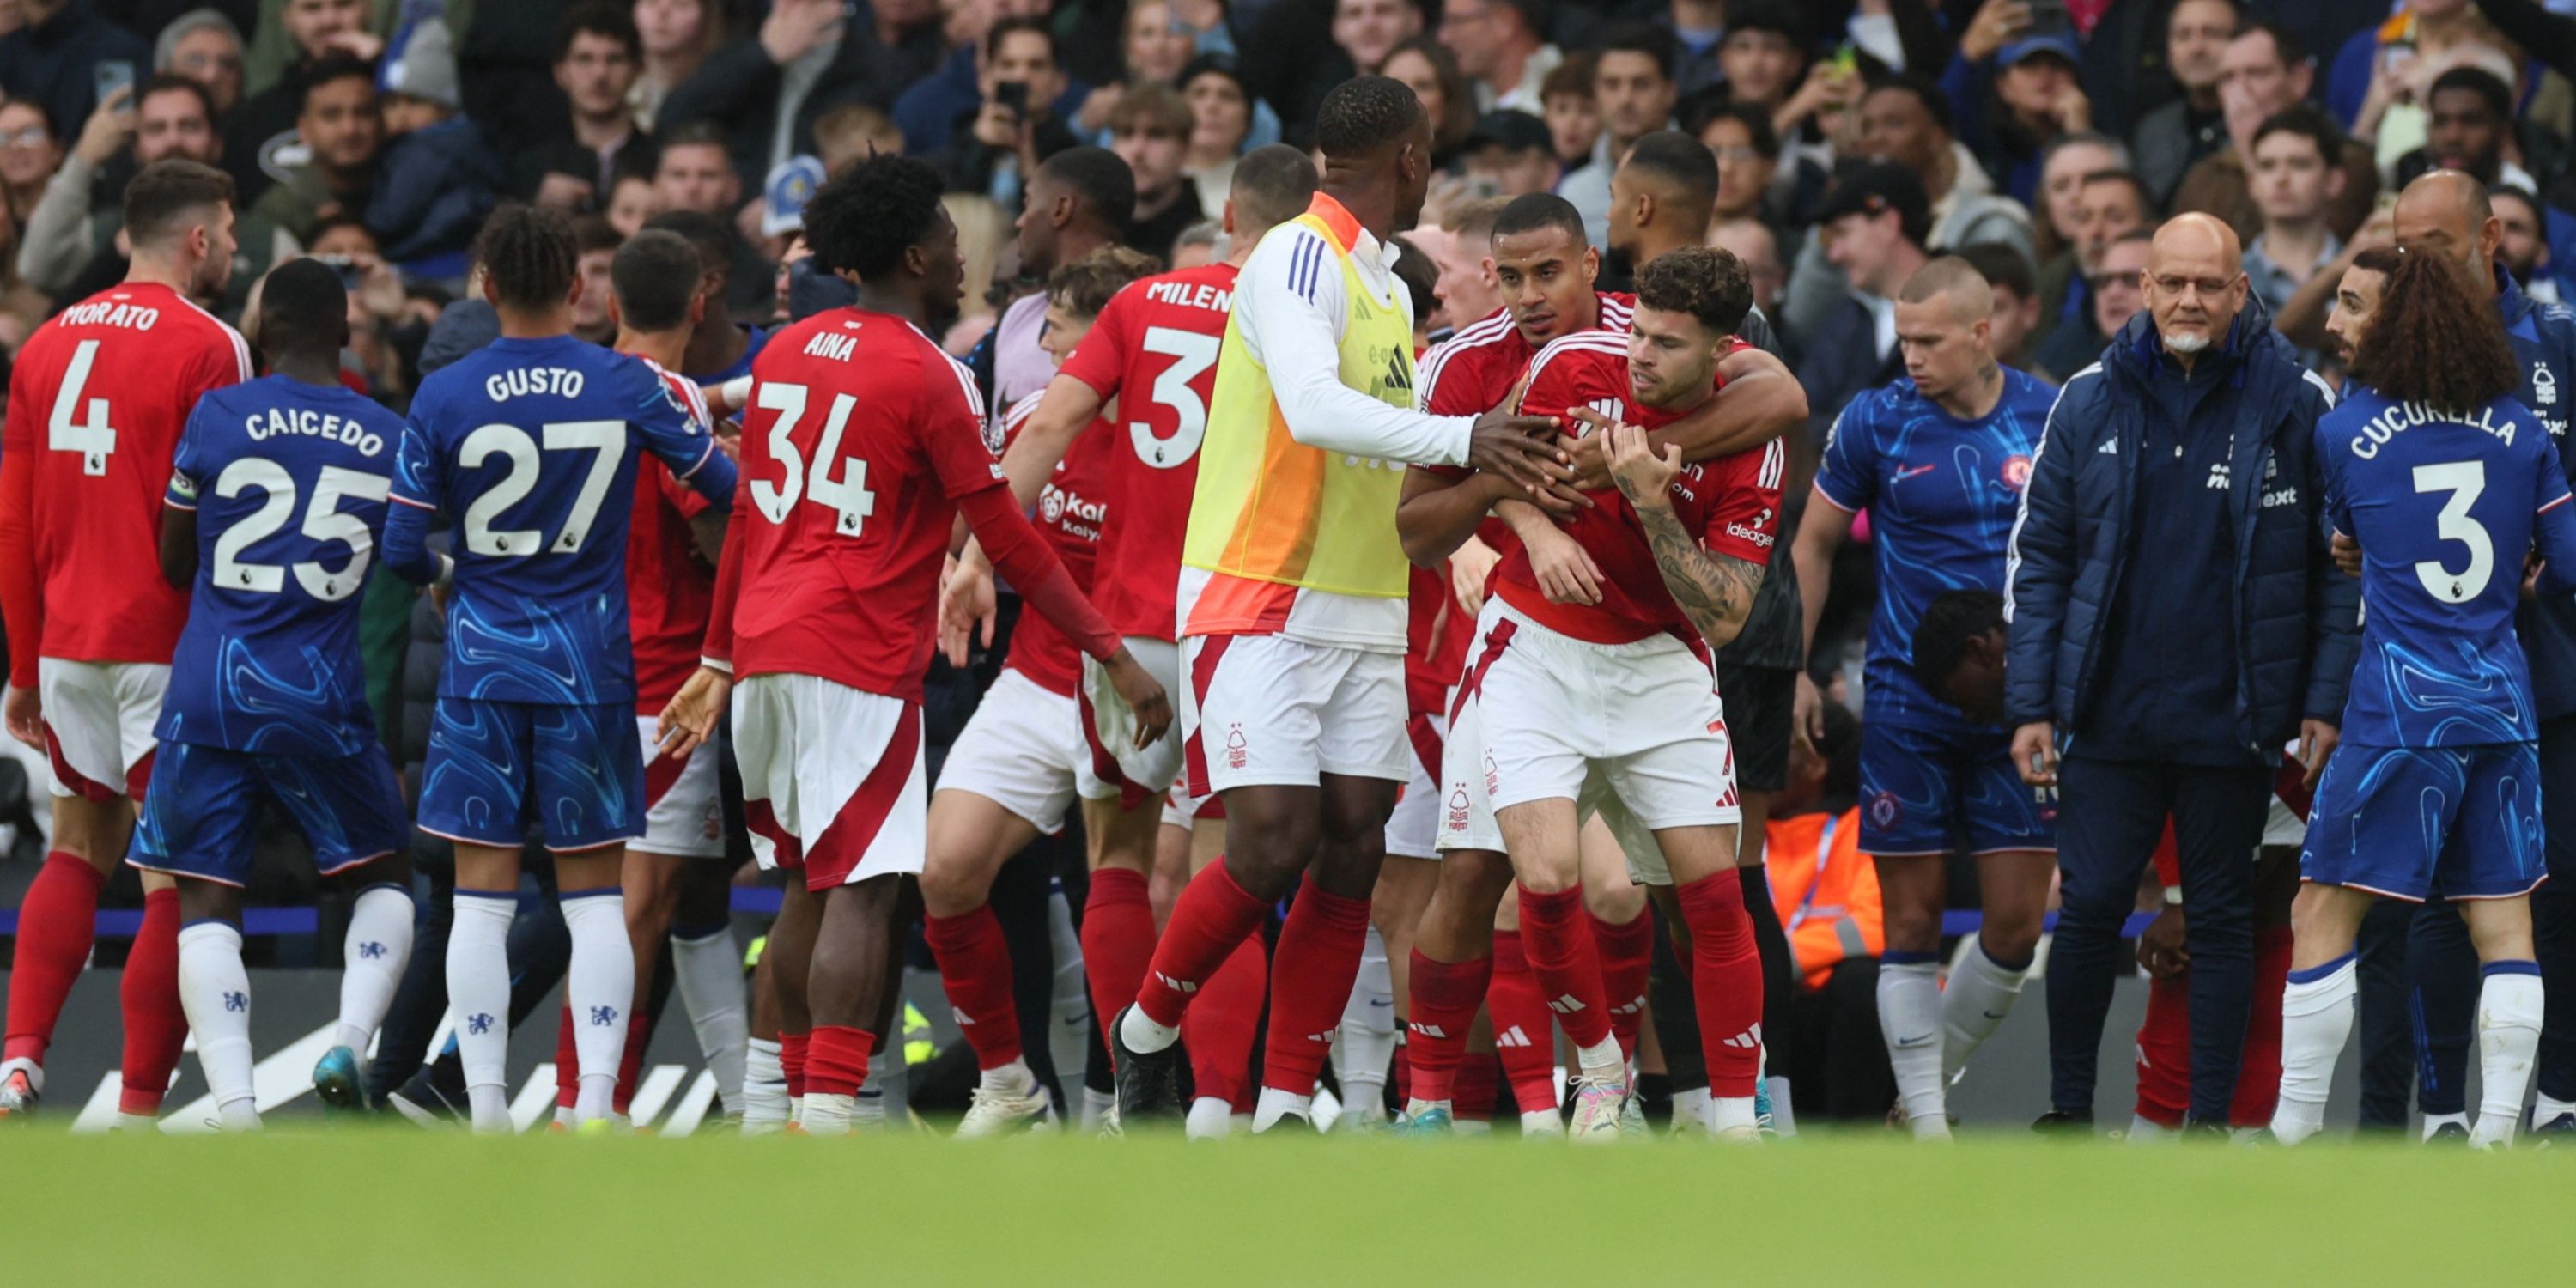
{"left": 2494, "top": 184, "right": 2573, "bottom": 307}
{"left": 1561, "top": 24, "right": 1678, "bottom": 248}
{"left": 252, "top": 54, "right": 380, "bottom": 245}
{"left": 1661, "top": 0, "right": 1725, "bottom": 97}
{"left": 19, "top": 73, "right": 292, "bottom": 315}
{"left": 809, "top": 100, "right": 902, "bottom": 175}
{"left": 1799, "top": 162, "right": 1929, "bottom": 444}
{"left": 1697, "top": 99, "right": 1823, "bottom": 252}
{"left": 1383, "top": 37, "right": 1473, "bottom": 170}
{"left": 1179, "top": 54, "right": 1252, "bottom": 214}
{"left": 227, "top": 0, "right": 379, "bottom": 204}
{"left": 2238, "top": 109, "right": 2346, "bottom": 320}
{"left": 2032, "top": 167, "right": 2154, "bottom": 360}
{"left": 1710, "top": 0, "right": 1808, "bottom": 131}
{"left": 569, "top": 213, "right": 622, "bottom": 344}
{"left": 0, "top": 102, "right": 64, "bottom": 232}
{"left": 630, "top": 0, "right": 723, "bottom": 132}
{"left": 1437, "top": 0, "right": 1556, "bottom": 115}
{"left": 1539, "top": 50, "right": 1597, "bottom": 173}
{"left": 660, "top": 0, "right": 942, "bottom": 197}
{"left": 527, "top": 3, "right": 656, "bottom": 210}
{"left": 1168, "top": 217, "right": 1219, "bottom": 270}
{"left": 2170, "top": 27, "right": 2376, "bottom": 245}
{"left": 1858, "top": 75, "right": 2034, "bottom": 267}
{"left": 2324, "top": 0, "right": 2495, "bottom": 132}
{"left": 605, "top": 168, "right": 663, "bottom": 237}
{"left": 2032, "top": 226, "right": 2150, "bottom": 383}
{"left": 1956, "top": 240, "right": 2041, "bottom": 371}
{"left": 1330, "top": 0, "right": 1417, "bottom": 79}
{"left": 1942, "top": 4, "right": 2087, "bottom": 208}
{"left": 646, "top": 205, "right": 770, "bottom": 376}
{"left": 1459, "top": 110, "right": 1557, "bottom": 198}
{"left": 2395, "top": 66, "right": 2576, "bottom": 214}
{"left": 2008, "top": 211, "right": 2347, "bottom": 1135}
{"left": 2131, "top": 0, "right": 2239, "bottom": 204}
{"left": 2032, "top": 131, "right": 2126, "bottom": 266}
{"left": 652, "top": 120, "right": 738, "bottom": 216}
{"left": 1066, "top": 0, "right": 1204, "bottom": 141}
{"left": 154, "top": 8, "right": 245, "bottom": 116}
{"left": 0, "top": 0, "right": 149, "bottom": 144}
{"left": 1710, "top": 216, "right": 1786, "bottom": 325}
{"left": 365, "top": 14, "right": 502, "bottom": 269}
{"left": 931, "top": 17, "right": 1080, "bottom": 203}
{"left": 1106, "top": 83, "right": 1199, "bottom": 263}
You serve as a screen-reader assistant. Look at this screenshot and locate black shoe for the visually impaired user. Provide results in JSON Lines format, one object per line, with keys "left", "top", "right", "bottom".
{"left": 2031, "top": 1109, "right": 2093, "bottom": 1136}
{"left": 2180, "top": 1120, "right": 2234, "bottom": 1143}
{"left": 385, "top": 1056, "right": 468, "bottom": 1127}
{"left": 2428, "top": 1121, "right": 2472, "bottom": 1144}
{"left": 1109, "top": 1004, "right": 1185, "bottom": 1127}
{"left": 2532, "top": 1113, "right": 2576, "bottom": 1147}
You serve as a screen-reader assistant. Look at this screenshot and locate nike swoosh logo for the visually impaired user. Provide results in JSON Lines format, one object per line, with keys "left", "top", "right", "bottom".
{"left": 1367, "top": 999, "right": 1394, "bottom": 1008}
{"left": 1982, "top": 1010, "right": 2010, "bottom": 1020}
{"left": 1895, "top": 1032, "right": 1934, "bottom": 1047}
{"left": 1893, "top": 465, "right": 1935, "bottom": 481}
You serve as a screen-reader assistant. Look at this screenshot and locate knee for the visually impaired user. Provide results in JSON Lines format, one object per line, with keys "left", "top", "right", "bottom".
{"left": 1978, "top": 908, "right": 2043, "bottom": 964}
{"left": 1516, "top": 861, "right": 1580, "bottom": 897}
{"left": 1880, "top": 902, "right": 1941, "bottom": 956}
{"left": 1582, "top": 879, "right": 1645, "bottom": 923}
{"left": 916, "top": 864, "right": 983, "bottom": 919}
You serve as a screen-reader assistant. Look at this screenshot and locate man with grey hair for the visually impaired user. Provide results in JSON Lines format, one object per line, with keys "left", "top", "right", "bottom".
{"left": 2006, "top": 212, "right": 2351, "bottom": 1133}
{"left": 156, "top": 8, "right": 246, "bottom": 114}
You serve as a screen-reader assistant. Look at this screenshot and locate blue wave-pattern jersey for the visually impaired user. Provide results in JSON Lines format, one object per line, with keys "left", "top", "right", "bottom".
{"left": 2320, "top": 389, "right": 2576, "bottom": 747}
{"left": 390, "top": 336, "right": 733, "bottom": 705}
{"left": 160, "top": 374, "right": 405, "bottom": 757}
{"left": 1815, "top": 367, "right": 2059, "bottom": 732}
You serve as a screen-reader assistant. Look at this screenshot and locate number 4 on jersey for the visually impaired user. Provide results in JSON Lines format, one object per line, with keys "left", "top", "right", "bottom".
{"left": 47, "top": 339, "right": 118, "bottom": 475}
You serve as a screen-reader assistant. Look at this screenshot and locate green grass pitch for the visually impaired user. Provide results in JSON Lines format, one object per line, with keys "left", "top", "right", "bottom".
{"left": 5, "top": 1127, "right": 2567, "bottom": 1285}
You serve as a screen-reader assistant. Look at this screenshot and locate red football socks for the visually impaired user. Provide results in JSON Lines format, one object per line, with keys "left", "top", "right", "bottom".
{"left": 1259, "top": 884, "right": 1371, "bottom": 1095}
{"left": 1133, "top": 860, "right": 1267, "bottom": 1030}
{"left": 925, "top": 904, "right": 1023, "bottom": 1070}
{"left": 4, "top": 852, "right": 104, "bottom": 1065}
{"left": 804, "top": 1024, "right": 875, "bottom": 1097}
{"left": 1404, "top": 948, "right": 1492, "bottom": 1104}
{"left": 554, "top": 1005, "right": 579, "bottom": 1109}
{"left": 1454, "top": 1050, "right": 1498, "bottom": 1122}
{"left": 118, "top": 888, "right": 185, "bottom": 1115}
{"left": 1516, "top": 886, "right": 1612, "bottom": 1051}
{"left": 1183, "top": 933, "right": 1266, "bottom": 1111}
{"left": 1589, "top": 908, "right": 1653, "bottom": 1061}
{"left": 1487, "top": 931, "right": 1558, "bottom": 1110}
{"left": 1678, "top": 870, "right": 1764, "bottom": 1097}
{"left": 779, "top": 1030, "right": 809, "bottom": 1099}
{"left": 1083, "top": 866, "right": 1163, "bottom": 1031}
{"left": 2132, "top": 973, "right": 2189, "bottom": 1130}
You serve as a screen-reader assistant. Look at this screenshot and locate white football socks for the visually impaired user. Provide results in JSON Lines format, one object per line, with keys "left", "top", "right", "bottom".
{"left": 336, "top": 884, "right": 414, "bottom": 1057}
{"left": 561, "top": 890, "right": 635, "bottom": 1125}
{"left": 1519, "top": 1109, "right": 1562, "bottom": 1136}
{"left": 1877, "top": 957, "right": 1947, "bottom": 1138}
{"left": 867, "top": 1042, "right": 907, "bottom": 1124}
{"left": 1710, "top": 1095, "right": 1759, "bottom": 1139}
{"left": 1121, "top": 1005, "right": 1180, "bottom": 1055}
{"left": 1765, "top": 1075, "right": 1798, "bottom": 1136}
{"left": 803, "top": 1092, "right": 854, "bottom": 1136}
{"left": 742, "top": 1037, "right": 788, "bottom": 1133}
{"left": 1251, "top": 1086, "right": 1312, "bottom": 1132}
{"left": 1671, "top": 1085, "right": 1713, "bottom": 1135}
{"left": 1334, "top": 926, "right": 1395, "bottom": 1122}
{"left": 176, "top": 920, "right": 260, "bottom": 1131}
{"left": 1940, "top": 941, "right": 2029, "bottom": 1085}
{"left": 1186, "top": 1096, "right": 1235, "bottom": 1139}
{"left": 2473, "top": 963, "right": 2543, "bottom": 1149}
{"left": 447, "top": 890, "right": 517, "bottom": 1133}
{"left": 1079, "top": 1084, "right": 1115, "bottom": 1130}
{"left": 670, "top": 925, "right": 749, "bottom": 1111}
{"left": 2271, "top": 952, "right": 2357, "bottom": 1146}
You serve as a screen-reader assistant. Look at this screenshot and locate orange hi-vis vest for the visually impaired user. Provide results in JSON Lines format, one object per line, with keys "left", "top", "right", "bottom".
{"left": 1765, "top": 808, "right": 1883, "bottom": 990}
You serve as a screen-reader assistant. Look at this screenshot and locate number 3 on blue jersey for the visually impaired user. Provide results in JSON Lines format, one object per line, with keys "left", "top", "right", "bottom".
{"left": 2413, "top": 461, "right": 2494, "bottom": 604}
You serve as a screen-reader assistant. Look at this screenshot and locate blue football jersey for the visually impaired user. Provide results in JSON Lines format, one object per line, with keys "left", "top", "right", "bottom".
{"left": 2321, "top": 389, "right": 2576, "bottom": 747}
{"left": 388, "top": 335, "right": 736, "bottom": 705}
{"left": 1815, "top": 367, "right": 2059, "bottom": 732}
{"left": 161, "top": 374, "right": 405, "bottom": 756}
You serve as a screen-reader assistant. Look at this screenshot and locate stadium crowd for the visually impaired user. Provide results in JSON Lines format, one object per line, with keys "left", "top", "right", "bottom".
{"left": 1, "top": 0, "right": 2575, "bottom": 1145}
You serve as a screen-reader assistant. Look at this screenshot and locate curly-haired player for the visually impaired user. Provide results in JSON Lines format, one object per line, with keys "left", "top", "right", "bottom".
{"left": 657, "top": 155, "right": 1170, "bottom": 1137}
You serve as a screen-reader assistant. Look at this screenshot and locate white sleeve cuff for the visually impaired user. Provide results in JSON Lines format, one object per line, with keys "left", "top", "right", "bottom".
{"left": 698, "top": 656, "right": 734, "bottom": 675}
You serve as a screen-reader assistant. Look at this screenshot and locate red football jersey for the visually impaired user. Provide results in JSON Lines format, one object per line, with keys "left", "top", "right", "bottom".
{"left": 0, "top": 281, "right": 251, "bottom": 683}
{"left": 1498, "top": 331, "right": 1783, "bottom": 645}
{"left": 725, "top": 309, "right": 1003, "bottom": 699}
{"left": 626, "top": 359, "right": 721, "bottom": 708}
{"left": 1053, "top": 262, "right": 1236, "bottom": 640}
{"left": 995, "top": 391, "right": 1115, "bottom": 696}
{"left": 1404, "top": 562, "right": 1474, "bottom": 717}
{"left": 1417, "top": 293, "right": 1635, "bottom": 561}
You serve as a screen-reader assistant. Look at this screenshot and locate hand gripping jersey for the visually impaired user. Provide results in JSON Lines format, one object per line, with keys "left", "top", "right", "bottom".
{"left": 2321, "top": 389, "right": 2576, "bottom": 746}
{"left": 1498, "top": 332, "right": 1784, "bottom": 644}
{"left": 996, "top": 389, "right": 1115, "bottom": 696}
{"left": 1054, "top": 263, "right": 1236, "bottom": 641}
{"left": 1814, "top": 368, "right": 2059, "bottom": 732}
{"left": 387, "top": 334, "right": 734, "bottom": 704}
{"left": 160, "top": 374, "right": 404, "bottom": 756}
{"left": 0, "top": 281, "right": 252, "bottom": 682}
{"left": 625, "top": 358, "right": 723, "bottom": 709}
{"left": 1417, "top": 294, "right": 1637, "bottom": 561}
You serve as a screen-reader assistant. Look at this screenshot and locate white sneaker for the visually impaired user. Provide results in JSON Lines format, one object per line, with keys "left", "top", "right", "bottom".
{"left": 955, "top": 1081, "right": 1054, "bottom": 1139}
{"left": 1566, "top": 1075, "right": 1629, "bottom": 1143}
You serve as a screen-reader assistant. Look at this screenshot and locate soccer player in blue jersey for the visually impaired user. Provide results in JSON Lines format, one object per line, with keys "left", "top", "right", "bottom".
{"left": 2271, "top": 248, "right": 2569, "bottom": 1149}
{"left": 383, "top": 205, "right": 740, "bottom": 1134}
{"left": 1789, "top": 257, "right": 2062, "bottom": 1139}
{"left": 126, "top": 259, "right": 418, "bottom": 1130}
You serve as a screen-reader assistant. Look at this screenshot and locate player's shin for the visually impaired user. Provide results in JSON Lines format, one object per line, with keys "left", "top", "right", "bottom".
{"left": 1127, "top": 859, "right": 1270, "bottom": 1048}
{"left": 1256, "top": 884, "right": 1374, "bottom": 1129}
{"left": 176, "top": 919, "right": 259, "bottom": 1130}
{"left": 1081, "top": 865, "right": 1159, "bottom": 1046}
{"left": 1403, "top": 947, "right": 1491, "bottom": 1115}
{"left": 118, "top": 884, "right": 185, "bottom": 1119}
{"left": 1183, "top": 933, "right": 1266, "bottom": 1133}
{"left": 1939, "top": 939, "right": 2032, "bottom": 1085}
{"left": 338, "top": 883, "right": 416, "bottom": 1060}
{"left": 670, "top": 923, "right": 749, "bottom": 1111}
{"left": 3, "top": 851, "right": 106, "bottom": 1074}
{"left": 924, "top": 902, "right": 1030, "bottom": 1088}
{"left": 447, "top": 890, "right": 519, "bottom": 1133}
{"left": 2474, "top": 961, "right": 2543, "bottom": 1148}
{"left": 2272, "top": 952, "right": 2358, "bottom": 1145}
{"left": 562, "top": 887, "right": 636, "bottom": 1124}
{"left": 1675, "top": 866, "right": 1765, "bottom": 1138}
{"left": 744, "top": 1037, "right": 788, "bottom": 1133}
{"left": 1333, "top": 924, "right": 1397, "bottom": 1123}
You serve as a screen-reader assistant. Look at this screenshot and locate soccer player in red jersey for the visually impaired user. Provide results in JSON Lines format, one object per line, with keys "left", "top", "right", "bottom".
{"left": 922, "top": 246, "right": 1157, "bottom": 1137}
{"left": 658, "top": 155, "right": 1169, "bottom": 1137}
{"left": 939, "top": 148, "right": 1320, "bottom": 1076}
{"left": 0, "top": 161, "right": 251, "bottom": 1122}
{"left": 1392, "top": 194, "right": 1799, "bottom": 1132}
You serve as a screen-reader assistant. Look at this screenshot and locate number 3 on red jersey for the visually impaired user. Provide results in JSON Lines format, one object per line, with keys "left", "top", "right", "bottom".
{"left": 1131, "top": 326, "right": 1217, "bottom": 470}
{"left": 750, "top": 380, "right": 877, "bottom": 536}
